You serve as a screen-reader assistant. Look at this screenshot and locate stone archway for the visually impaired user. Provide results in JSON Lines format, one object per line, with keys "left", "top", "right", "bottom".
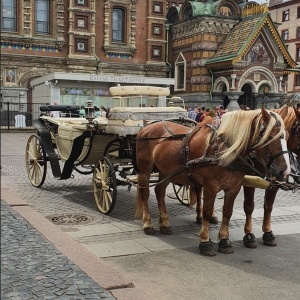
{"left": 213, "top": 77, "right": 230, "bottom": 108}
{"left": 238, "top": 66, "right": 278, "bottom": 93}
{"left": 19, "top": 71, "right": 48, "bottom": 104}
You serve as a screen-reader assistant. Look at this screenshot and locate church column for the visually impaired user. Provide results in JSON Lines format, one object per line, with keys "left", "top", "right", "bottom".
{"left": 224, "top": 91, "right": 244, "bottom": 110}
{"left": 231, "top": 74, "right": 237, "bottom": 89}
{"left": 279, "top": 77, "right": 283, "bottom": 92}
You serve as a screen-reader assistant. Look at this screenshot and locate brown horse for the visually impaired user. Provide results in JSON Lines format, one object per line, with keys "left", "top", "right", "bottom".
{"left": 135, "top": 106, "right": 290, "bottom": 256}
{"left": 243, "top": 106, "right": 300, "bottom": 248}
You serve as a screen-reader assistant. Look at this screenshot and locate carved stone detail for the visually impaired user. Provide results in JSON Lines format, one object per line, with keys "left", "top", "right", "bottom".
{"left": 171, "top": 18, "right": 238, "bottom": 40}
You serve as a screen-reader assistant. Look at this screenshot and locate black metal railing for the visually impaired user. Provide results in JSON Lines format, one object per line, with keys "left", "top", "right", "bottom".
{"left": 0, "top": 102, "right": 79, "bottom": 130}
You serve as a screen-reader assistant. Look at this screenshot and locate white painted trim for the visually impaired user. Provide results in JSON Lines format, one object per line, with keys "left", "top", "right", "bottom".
{"left": 31, "top": 73, "right": 175, "bottom": 87}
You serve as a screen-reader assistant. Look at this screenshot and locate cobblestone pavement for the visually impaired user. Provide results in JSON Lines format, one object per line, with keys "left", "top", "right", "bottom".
{"left": 1, "top": 201, "right": 116, "bottom": 300}
{"left": 1, "top": 132, "right": 300, "bottom": 300}
{"left": 1, "top": 132, "right": 299, "bottom": 244}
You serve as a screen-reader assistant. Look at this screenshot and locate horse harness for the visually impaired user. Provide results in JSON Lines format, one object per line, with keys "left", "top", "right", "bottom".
{"left": 258, "top": 112, "right": 289, "bottom": 175}
{"left": 291, "top": 120, "right": 300, "bottom": 151}
{"left": 136, "top": 116, "right": 295, "bottom": 190}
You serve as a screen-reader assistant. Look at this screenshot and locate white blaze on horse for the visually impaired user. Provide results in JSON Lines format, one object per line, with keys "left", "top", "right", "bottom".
{"left": 135, "top": 106, "right": 290, "bottom": 256}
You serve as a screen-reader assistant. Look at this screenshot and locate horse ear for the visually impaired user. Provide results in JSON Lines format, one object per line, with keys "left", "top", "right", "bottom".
{"left": 293, "top": 106, "right": 300, "bottom": 121}
{"left": 280, "top": 105, "right": 288, "bottom": 120}
{"left": 261, "top": 104, "right": 270, "bottom": 122}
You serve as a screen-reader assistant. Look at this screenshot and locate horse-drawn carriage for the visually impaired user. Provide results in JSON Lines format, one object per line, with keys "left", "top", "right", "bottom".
{"left": 26, "top": 85, "right": 196, "bottom": 214}
{"left": 26, "top": 86, "right": 300, "bottom": 255}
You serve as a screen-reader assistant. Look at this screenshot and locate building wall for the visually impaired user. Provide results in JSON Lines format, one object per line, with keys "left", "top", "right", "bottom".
{"left": 1, "top": 0, "right": 171, "bottom": 107}
{"left": 269, "top": 0, "right": 300, "bottom": 93}
{"left": 169, "top": 15, "right": 238, "bottom": 105}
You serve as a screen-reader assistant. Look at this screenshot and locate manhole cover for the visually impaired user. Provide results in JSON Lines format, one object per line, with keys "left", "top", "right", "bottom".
{"left": 46, "top": 213, "right": 96, "bottom": 225}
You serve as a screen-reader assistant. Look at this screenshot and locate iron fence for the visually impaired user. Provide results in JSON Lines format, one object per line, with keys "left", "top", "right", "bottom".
{"left": 0, "top": 102, "right": 79, "bottom": 130}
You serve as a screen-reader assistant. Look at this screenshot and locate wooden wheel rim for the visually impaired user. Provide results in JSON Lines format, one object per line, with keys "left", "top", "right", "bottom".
{"left": 26, "top": 135, "right": 47, "bottom": 187}
{"left": 172, "top": 183, "right": 190, "bottom": 206}
{"left": 93, "top": 157, "right": 117, "bottom": 214}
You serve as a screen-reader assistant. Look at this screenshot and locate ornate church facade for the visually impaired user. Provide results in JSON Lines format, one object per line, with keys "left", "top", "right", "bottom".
{"left": 1, "top": 0, "right": 298, "bottom": 112}
{"left": 167, "top": 0, "right": 298, "bottom": 109}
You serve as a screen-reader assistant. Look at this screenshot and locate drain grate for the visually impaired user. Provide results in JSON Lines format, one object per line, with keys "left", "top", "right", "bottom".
{"left": 46, "top": 213, "right": 96, "bottom": 225}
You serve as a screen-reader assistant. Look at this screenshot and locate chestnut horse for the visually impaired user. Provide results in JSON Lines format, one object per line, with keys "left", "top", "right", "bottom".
{"left": 135, "top": 107, "right": 290, "bottom": 256}
{"left": 243, "top": 106, "right": 300, "bottom": 248}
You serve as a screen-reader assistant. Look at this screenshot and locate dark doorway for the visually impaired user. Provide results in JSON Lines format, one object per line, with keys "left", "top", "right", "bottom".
{"left": 238, "top": 83, "right": 256, "bottom": 109}
{"left": 223, "top": 96, "right": 229, "bottom": 109}
{"left": 220, "top": 83, "right": 229, "bottom": 109}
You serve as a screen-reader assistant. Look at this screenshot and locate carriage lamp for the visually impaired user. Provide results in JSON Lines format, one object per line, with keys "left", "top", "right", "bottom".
{"left": 85, "top": 100, "right": 95, "bottom": 121}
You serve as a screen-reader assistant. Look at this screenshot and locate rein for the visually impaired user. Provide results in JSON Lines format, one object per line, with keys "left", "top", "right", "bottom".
{"left": 134, "top": 121, "right": 190, "bottom": 141}
{"left": 134, "top": 121, "right": 220, "bottom": 189}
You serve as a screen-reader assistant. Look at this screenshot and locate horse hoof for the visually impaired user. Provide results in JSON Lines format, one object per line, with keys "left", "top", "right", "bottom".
{"left": 262, "top": 231, "right": 277, "bottom": 246}
{"left": 218, "top": 238, "right": 234, "bottom": 254}
{"left": 160, "top": 226, "right": 173, "bottom": 234}
{"left": 144, "top": 227, "right": 155, "bottom": 235}
{"left": 199, "top": 241, "right": 216, "bottom": 256}
{"left": 243, "top": 233, "right": 257, "bottom": 249}
{"left": 196, "top": 216, "right": 202, "bottom": 225}
{"left": 210, "top": 215, "right": 218, "bottom": 224}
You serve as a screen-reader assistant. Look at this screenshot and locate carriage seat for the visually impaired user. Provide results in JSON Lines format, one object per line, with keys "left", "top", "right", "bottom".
{"left": 106, "top": 106, "right": 188, "bottom": 136}
{"left": 109, "top": 85, "right": 170, "bottom": 97}
{"left": 40, "top": 116, "right": 107, "bottom": 130}
{"left": 40, "top": 116, "right": 88, "bottom": 127}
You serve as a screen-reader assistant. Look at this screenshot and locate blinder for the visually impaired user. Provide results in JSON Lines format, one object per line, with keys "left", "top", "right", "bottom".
{"left": 262, "top": 111, "right": 288, "bottom": 176}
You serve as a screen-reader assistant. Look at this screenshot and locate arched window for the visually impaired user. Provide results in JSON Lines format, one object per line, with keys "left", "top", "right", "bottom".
{"left": 167, "top": 8, "right": 179, "bottom": 24}
{"left": 35, "top": 0, "right": 50, "bottom": 34}
{"left": 112, "top": 8, "right": 125, "bottom": 43}
{"left": 1, "top": 0, "right": 17, "bottom": 32}
{"left": 183, "top": 6, "right": 192, "bottom": 20}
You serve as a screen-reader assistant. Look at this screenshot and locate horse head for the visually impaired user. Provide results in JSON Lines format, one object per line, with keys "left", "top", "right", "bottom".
{"left": 254, "top": 105, "right": 290, "bottom": 182}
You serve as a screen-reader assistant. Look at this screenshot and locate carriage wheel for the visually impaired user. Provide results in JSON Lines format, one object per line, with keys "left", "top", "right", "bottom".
{"left": 172, "top": 183, "right": 191, "bottom": 206}
{"left": 26, "top": 135, "right": 47, "bottom": 187}
{"left": 93, "top": 156, "right": 117, "bottom": 214}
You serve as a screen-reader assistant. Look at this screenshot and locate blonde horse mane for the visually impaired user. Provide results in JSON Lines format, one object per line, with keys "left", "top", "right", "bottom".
{"left": 216, "top": 109, "right": 285, "bottom": 167}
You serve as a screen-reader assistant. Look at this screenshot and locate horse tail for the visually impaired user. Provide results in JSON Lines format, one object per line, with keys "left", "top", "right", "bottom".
{"left": 135, "top": 175, "right": 143, "bottom": 219}
{"left": 189, "top": 186, "right": 198, "bottom": 207}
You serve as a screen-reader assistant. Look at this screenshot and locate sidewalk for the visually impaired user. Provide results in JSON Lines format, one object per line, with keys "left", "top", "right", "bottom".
{"left": 1, "top": 200, "right": 116, "bottom": 300}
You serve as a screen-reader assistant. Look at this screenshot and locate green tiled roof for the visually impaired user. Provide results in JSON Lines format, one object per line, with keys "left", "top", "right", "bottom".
{"left": 207, "top": 13, "right": 264, "bottom": 65}
{"left": 206, "top": 12, "right": 296, "bottom": 68}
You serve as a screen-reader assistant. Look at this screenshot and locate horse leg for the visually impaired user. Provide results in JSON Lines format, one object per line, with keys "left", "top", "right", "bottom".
{"left": 155, "top": 178, "right": 172, "bottom": 234}
{"left": 218, "top": 187, "right": 241, "bottom": 254}
{"left": 137, "top": 172, "right": 155, "bottom": 235}
{"left": 243, "top": 186, "right": 257, "bottom": 248}
{"left": 199, "top": 187, "right": 217, "bottom": 256}
{"left": 195, "top": 187, "right": 218, "bottom": 225}
{"left": 262, "top": 187, "right": 279, "bottom": 246}
{"left": 194, "top": 186, "right": 203, "bottom": 225}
